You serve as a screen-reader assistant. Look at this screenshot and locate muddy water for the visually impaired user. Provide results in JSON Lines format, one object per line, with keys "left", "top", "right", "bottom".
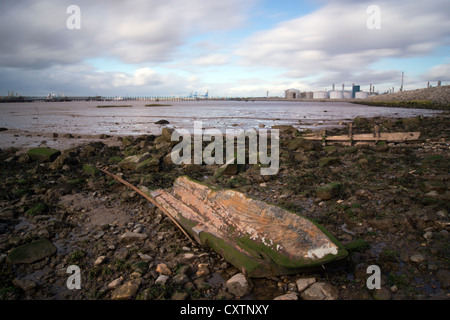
{"left": 0, "top": 100, "right": 443, "bottom": 150}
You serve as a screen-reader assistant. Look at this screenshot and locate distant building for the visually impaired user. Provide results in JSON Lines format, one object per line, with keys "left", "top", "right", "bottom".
{"left": 285, "top": 88, "right": 301, "bottom": 99}
{"left": 313, "top": 91, "right": 329, "bottom": 99}
{"left": 301, "top": 92, "right": 314, "bottom": 99}
{"left": 355, "top": 91, "right": 369, "bottom": 99}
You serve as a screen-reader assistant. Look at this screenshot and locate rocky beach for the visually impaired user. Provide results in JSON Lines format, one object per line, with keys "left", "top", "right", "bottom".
{"left": 0, "top": 109, "right": 449, "bottom": 300}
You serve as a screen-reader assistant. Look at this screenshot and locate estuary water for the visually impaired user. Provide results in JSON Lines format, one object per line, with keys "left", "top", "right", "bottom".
{"left": 0, "top": 100, "right": 443, "bottom": 149}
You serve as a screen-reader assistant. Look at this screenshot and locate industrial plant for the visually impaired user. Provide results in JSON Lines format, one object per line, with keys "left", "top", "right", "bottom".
{"left": 285, "top": 84, "right": 377, "bottom": 100}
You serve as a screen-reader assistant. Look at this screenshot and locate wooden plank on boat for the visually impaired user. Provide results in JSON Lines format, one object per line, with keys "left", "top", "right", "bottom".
{"left": 146, "top": 176, "right": 348, "bottom": 277}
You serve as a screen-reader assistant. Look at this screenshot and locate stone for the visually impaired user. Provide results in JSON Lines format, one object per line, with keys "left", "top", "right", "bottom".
{"left": 274, "top": 292, "right": 298, "bottom": 300}
{"left": 155, "top": 275, "right": 169, "bottom": 285}
{"left": 27, "top": 148, "right": 60, "bottom": 162}
{"left": 319, "top": 157, "right": 340, "bottom": 167}
{"left": 7, "top": 239, "right": 57, "bottom": 264}
{"left": 171, "top": 291, "right": 189, "bottom": 300}
{"left": 410, "top": 253, "right": 426, "bottom": 263}
{"left": 436, "top": 269, "right": 450, "bottom": 289}
{"left": 155, "top": 119, "right": 170, "bottom": 125}
{"left": 119, "top": 232, "right": 148, "bottom": 242}
{"left": 82, "top": 164, "right": 100, "bottom": 176}
{"left": 296, "top": 277, "right": 316, "bottom": 292}
{"left": 13, "top": 278, "right": 37, "bottom": 291}
{"left": 173, "top": 273, "right": 189, "bottom": 285}
{"left": 196, "top": 267, "right": 210, "bottom": 277}
{"left": 300, "top": 282, "right": 339, "bottom": 300}
{"left": 108, "top": 277, "right": 124, "bottom": 289}
{"left": 111, "top": 279, "right": 141, "bottom": 300}
{"left": 316, "top": 182, "right": 342, "bottom": 201}
{"left": 423, "top": 231, "right": 433, "bottom": 240}
{"left": 138, "top": 253, "right": 152, "bottom": 261}
{"left": 225, "top": 273, "right": 249, "bottom": 297}
{"left": 160, "top": 127, "right": 175, "bottom": 142}
{"left": 156, "top": 263, "right": 172, "bottom": 275}
{"left": 94, "top": 256, "right": 106, "bottom": 266}
{"left": 372, "top": 287, "right": 392, "bottom": 300}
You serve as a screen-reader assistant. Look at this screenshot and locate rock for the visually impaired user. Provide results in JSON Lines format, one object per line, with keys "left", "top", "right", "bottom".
{"left": 155, "top": 275, "right": 169, "bottom": 285}
{"left": 319, "top": 157, "right": 340, "bottom": 167}
{"left": 94, "top": 256, "right": 106, "bottom": 266}
{"left": 27, "top": 148, "right": 61, "bottom": 162}
{"left": 225, "top": 273, "right": 249, "bottom": 297}
{"left": 119, "top": 153, "right": 160, "bottom": 172}
{"left": 108, "top": 277, "right": 124, "bottom": 289}
{"left": 214, "top": 158, "right": 242, "bottom": 176}
{"left": 300, "top": 282, "right": 339, "bottom": 300}
{"left": 155, "top": 119, "right": 170, "bottom": 125}
{"left": 423, "top": 231, "right": 433, "bottom": 240}
{"left": 183, "top": 253, "right": 195, "bottom": 260}
{"left": 13, "top": 278, "right": 37, "bottom": 291}
{"left": 316, "top": 182, "right": 342, "bottom": 200}
{"left": 121, "top": 137, "right": 133, "bottom": 147}
{"left": 82, "top": 164, "right": 100, "bottom": 176}
{"left": 173, "top": 273, "right": 189, "bottom": 285}
{"left": 156, "top": 263, "right": 172, "bottom": 275}
{"left": 171, "top": 291, "right": 189, "bottom": 300}
{"left": 296, "top": 277, "right": 316, "bottom": 292}
{"left": 436, "top": 269, "right": 450, "bottom": 289}
{"left": 111, "top": 279, "right": 141, "bottom": 300}
{"left": 372, "top": 287, "right": 392, "bottom": 300}
{"left": 196, "top": 267, "right": 210, "bottom": 277}
{"left": 138, "top": 253, "right": 152, "bottom": 261}
{"left": 119, "top": 232, "right": 147, "bottom": 242}
{"left": 0, "top": 254, "right": 7, "bottom": 264}
{"left": 7, "top": 239, "right": 57, "bottom": 264}
{"left": 410, "top": 253, "right": 426, "bottom": 263}
{"left": 274, "top": 292, "right": 298, "bottom": 300}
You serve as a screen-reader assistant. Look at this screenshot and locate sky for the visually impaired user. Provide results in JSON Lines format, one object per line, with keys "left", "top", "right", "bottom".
{"left": 0, "top": 0, "right": 449, "bottom": 97}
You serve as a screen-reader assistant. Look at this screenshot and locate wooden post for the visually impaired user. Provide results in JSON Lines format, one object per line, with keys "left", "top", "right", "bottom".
{"left": 322, "top": 130, "right": 327, "bottom": 146}
{"left": 348, "top": 123, "right": 353, "bottom": 145}
{"left": 374, "top": 125, "right": 380, "bottom": 142}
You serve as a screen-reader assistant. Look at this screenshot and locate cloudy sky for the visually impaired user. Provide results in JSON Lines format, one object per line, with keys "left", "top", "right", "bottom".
{"left": 0, "top": 0, "right": 449, "bottom": 97}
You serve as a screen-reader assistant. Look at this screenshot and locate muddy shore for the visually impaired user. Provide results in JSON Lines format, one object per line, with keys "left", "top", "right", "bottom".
{"left": 0, "top": 114, "right": 449, "bottom": 301}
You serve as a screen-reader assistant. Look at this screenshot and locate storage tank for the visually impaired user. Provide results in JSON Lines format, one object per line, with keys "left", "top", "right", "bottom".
{"left": 313, "top": 91, "right": 329, "bottom": 99}
{"left": 355, "top": 91, "right": 369, "bottom": 99}
{"left": 285, "top": 89, "right": 301, "bottom": 99}
{"left": 329, "top": 91, "right": 344, "bottom": 99}
{"left": 343, "top": 91, "right": 353, "bottom": 99}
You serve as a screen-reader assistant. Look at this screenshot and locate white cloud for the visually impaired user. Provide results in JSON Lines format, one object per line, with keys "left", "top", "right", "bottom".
{"left": 0, "top": 0, "right": 252, "bottom": 69}
{"left": 236, "top": 0, "right": 450, "bottom": 88}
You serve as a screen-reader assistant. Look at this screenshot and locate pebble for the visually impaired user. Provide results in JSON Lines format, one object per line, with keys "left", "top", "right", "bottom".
{"left": 94, "top": 256, "right": 106, "bottom": 266}
{"left": 156, "top": 263, "right": 172, "bottom": 275}
{"left": 111, "top": 279, "right": 141, "bottom": 300}
{"left": 155, "top": 275, "right": 169, "bottom": 285}
{"left": 372, "top": 287, "right": 392, "bottom": 300}
{"left": 196, "top": 267, "right": 210, "bottom": 277}
{"left": 183, "top": 253, "right": 195, "bottom": 260}
{"left": 423, "top": 231, "right": 433, "bottom": 240}
{"left": 225, "top": 273, "right": 249, "bottom": 297}
{"left": 410, "top": 253, "right": 426, "bottom": 263}
{"left": 296, "top": 277, "right": 316, "bottom": 292}
{"left": 274, "top": 292, "right": 298, "bottom": 300}
{"left": 300, "top": 282, "right": 339, "bottom": 300}
{"left": 108, "top": 277, "right": 123, "bottom": 289}
{"left": 138, "top": 253, "right": 152, "bottom": 261}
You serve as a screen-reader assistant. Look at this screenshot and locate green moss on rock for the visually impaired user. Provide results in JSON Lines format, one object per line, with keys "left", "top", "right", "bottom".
{"left": 27, "top": 148, "right": 60, "bottom": 162}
